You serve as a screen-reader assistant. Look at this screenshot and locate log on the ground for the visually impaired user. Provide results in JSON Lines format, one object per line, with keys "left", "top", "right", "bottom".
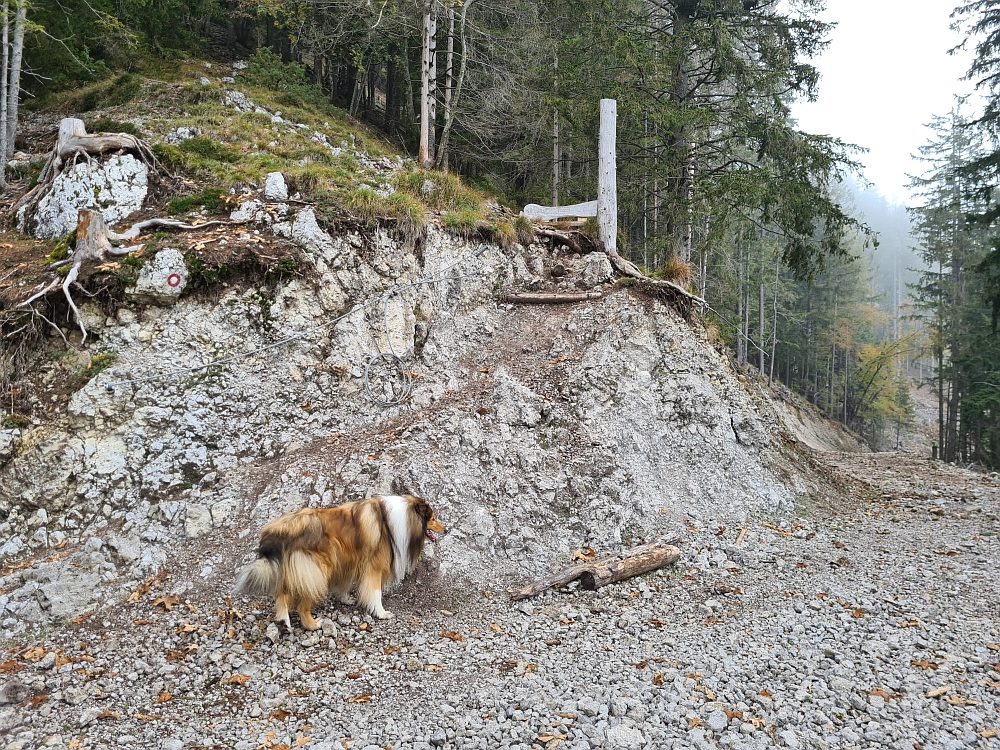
{"left": 534, "top": 227, "right": 582, "bottom": 254}
{"left": 503, "top": 291, "right": 602, "bottom": 304}
{"left": 511, "top": 538, "right": 681, "bottom": 600}
{"left": 579, "top": 544, "right": 680, "bottom": 590}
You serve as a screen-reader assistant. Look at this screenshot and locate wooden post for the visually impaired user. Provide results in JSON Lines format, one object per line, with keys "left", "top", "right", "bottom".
{"left": 597, "top": 99, "right": 617, "bottom": 255}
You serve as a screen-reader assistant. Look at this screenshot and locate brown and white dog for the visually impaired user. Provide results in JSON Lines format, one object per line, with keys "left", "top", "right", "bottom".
{"left": 235, "top": 495, "right": 446, "bottom": 629}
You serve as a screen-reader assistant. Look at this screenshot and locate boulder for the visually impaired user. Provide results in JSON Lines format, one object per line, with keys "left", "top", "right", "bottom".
{"left": 264, "top": 172, "right": 288, "bottom": 201}
{"left": 128, "top": 248, "right": 188, "bottom": 304}
{"left": 28, "top": 154, "right": 148, "bottom": 239}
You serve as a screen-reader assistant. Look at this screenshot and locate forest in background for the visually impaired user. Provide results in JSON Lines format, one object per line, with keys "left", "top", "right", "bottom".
{"left": 2, "top": 0, "right": 999, "bottom": 465}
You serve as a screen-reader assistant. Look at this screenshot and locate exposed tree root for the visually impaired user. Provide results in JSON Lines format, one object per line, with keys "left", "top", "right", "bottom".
{"left": 11, "top": 118, "right": 163, "bottom": 221}
{"left": 16, "top": 210, "right": 241, "bottom": 343}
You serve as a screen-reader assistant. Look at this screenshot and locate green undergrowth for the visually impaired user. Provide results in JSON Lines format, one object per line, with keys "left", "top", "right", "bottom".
{"left": 166, "top": 186, "right": 227, "bottom": 215}
{"left": 32, "top": 50, "right": 516, "bottom": 240}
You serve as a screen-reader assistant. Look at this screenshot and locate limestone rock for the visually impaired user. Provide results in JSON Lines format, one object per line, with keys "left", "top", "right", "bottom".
{"left": 579, "top": 251, "right": 614, "bottom": 288}
{"left": 185, "top": 505, "right": 212, "bottom": 538}
{"left": 128, "top": 248, "right": 188, "bottom": 304}
{"left": 223, "top": 90, "right": 255, "bottom": 112}
{"left": 28, "top": 154, "right": 148, "bottom": 239}
{"left": 491, "top": 371, "right": 543, "bottom": 427}
{"left": 264, "top": 172, "right": 288, "bottom": 201}
{"left": 165, "top": 127, "right": 199, "bottom": 144}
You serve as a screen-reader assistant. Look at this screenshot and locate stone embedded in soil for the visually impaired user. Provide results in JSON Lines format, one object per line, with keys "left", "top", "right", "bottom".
{"left": 128, "top": 247, "right": 188, "bottom": 304}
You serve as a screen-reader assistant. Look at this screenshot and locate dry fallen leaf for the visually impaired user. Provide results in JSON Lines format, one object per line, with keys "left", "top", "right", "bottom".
{"left": 269, "top": 709, "right": 292, "bottom": 722}
{"left": 688, "top": 717, "right": 704, "bottom": 728}
{"left": 945, "top": 694, "right": 978, "bottom": 706}
{"left": 293, "top": 737, "right": 312, "bottom": 748}
{"left": 72, "top": 612, "right": 93, "bottom": 625}
{"left": 724, "top": 708, "right": 744, "bottom": 722}
{"left": 227, "top": 675, "right": 250, "bottom": 686}
{"left": 911, "top": 659, "right": 938, "bottom": 670}
{"left": 695, "top": 685, "right": 716, "bottom": 700}
{"left": 833, "top": 541, "right": 846, "bottom": 549}
{"left": 489, "top": 623, "right": 502, "bottom": 633}
{"left": 155, "top": 691, "right": 172, "bottom": 704}
{"left": 571, "top": 547, "right": 596, "bottom": 562}
{"left": 653, "top": 673, "right": 664, "bottom": 686}
{"left": 441, "top": 630, "right": 465, "bottom": 642}
{"left": 0, "top": 661, "right": 23, "bottom": 674}
{"left": 23, "top": 646, "right": 47, "bottom": 662}
{"left": 869, "top": 688, "right": 891, "bottom": 701}
{"left": 926, "top": 686, "right": 950, "bottom": 698}
{"left": 153, "top": 595, "right": 180, "bottom": 612}
{"left": 852, "top": 608, "right": 865, "bottom": 619}
{"left": 426, "top": 664, "right": 443, "bottom": 672}
{"left": 68, "top": 739, "right": 83, "bottom": 749}
{"left": 383, "top": 646, "right": 401, "bottom": 655}
{"left": 97, "top": 709, "right": 120, "bottom": 720}
{"left": 134, "top": 714, "right": 160, "bottom": 721}
{"left": 981, "top": 729, "right": 999, "bottom": 739}
{"left": 176, "top": 624, "right": 198, "bottom": 634}
{"left": 347, "top": 694, "right": 372, "bottom": 704}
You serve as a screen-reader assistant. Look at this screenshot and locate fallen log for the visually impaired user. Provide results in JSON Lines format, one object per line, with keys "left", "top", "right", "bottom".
{"left": 534, "top": 227, "right": 582, "bottom": 254}
{"left": 503, "top": 292, "right": 602, "bottom": 304}
{"left": 511, "top": 538, "right": 681, "bottom": 600}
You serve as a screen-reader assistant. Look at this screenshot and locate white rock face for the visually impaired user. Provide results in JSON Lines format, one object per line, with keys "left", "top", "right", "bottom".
{"left": 128, "top": 248, "right": 188, "bottom": 304}
{"left": 29, "top": 154, "right": 148, "bottom": 239}
{"left": 264, "top": 172, "right": 288, "bottom": 201}
{"left": 223, "top": 90, "right": 255, "bottom": 112}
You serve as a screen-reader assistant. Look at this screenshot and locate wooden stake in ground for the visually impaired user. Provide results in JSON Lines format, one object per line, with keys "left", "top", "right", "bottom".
{"left": 511, "top": 538, "right": 681, "bottom": 600}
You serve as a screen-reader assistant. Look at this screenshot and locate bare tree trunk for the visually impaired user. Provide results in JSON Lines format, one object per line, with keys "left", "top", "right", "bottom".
{"left": 441, "top": 3, "right": 454, "bottom": 173}
{"left": 552, "top": 51, "right": 559, "bottom": 206}
{"left": 0, "top": 0, "right": 8, "bottom": 191}
{"left": 5, "top": 0, "right": 23, "bottom": 159}
{"left": 736, "top": 243, "right": 745, "bottom": 366}
{"left": 769, "top": 255, "right": 778, "bottom": 386}
{"left": 434, "top": 0, "right": 473, "bottom": 171}
{"left": 759, "top": 282, "right": 765, "bottom": 377}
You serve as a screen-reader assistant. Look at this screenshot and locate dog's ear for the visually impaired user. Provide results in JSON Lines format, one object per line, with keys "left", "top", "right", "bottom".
{"left": 407, "top": 495, "right": 433, "bottom": 522}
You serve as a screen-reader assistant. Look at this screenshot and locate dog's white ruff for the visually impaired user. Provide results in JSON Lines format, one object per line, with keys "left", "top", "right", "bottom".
{"left": 383, "top": 495, "right": 411, "bottom": 585}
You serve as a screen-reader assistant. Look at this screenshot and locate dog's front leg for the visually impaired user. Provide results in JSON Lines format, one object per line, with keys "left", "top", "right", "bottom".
{"left": 358, "top": 574, "right": 393, "bottom": 620}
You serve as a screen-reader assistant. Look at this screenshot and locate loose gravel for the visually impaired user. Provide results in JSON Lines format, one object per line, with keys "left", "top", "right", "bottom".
{"left": 2, "top": 450, "right": 998, "bottom": 750}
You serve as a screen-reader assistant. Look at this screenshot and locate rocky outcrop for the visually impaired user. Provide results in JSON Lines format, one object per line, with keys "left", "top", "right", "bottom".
{"left": 25, "top": 154, "right": 148, "bottom": 239}
{"left": 0, "top": 204, "right": 828, "bottom": 636}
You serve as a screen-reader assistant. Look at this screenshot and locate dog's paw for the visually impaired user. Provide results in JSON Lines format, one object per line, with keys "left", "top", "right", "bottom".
{"left": 339, "top": 594, "right": 357, "bottom": 605}
{"left": 374, "top": 609, "right": 394, "bottom": 620}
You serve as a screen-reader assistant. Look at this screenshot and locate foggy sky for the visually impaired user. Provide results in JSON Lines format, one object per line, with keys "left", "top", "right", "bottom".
{"left": 791, "top": 0, "right": 975, "bottom": 206}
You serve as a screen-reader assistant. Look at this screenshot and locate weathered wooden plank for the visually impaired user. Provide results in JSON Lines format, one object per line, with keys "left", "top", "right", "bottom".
{"left": 520, "top": 200, "right": 597, "bottom": 221}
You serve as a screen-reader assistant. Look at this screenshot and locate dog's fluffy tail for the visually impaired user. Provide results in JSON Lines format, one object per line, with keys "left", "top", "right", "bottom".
{"left": 234, "top": 557, "right": 281, "bottom": 597}
{"left": 234, "top": 510, "right": 328, "bottom": 602}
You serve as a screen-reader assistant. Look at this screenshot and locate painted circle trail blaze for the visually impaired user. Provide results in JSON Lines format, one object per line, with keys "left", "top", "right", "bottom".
{"left": 167, "top": 273, "right": 182, "bottom": 288}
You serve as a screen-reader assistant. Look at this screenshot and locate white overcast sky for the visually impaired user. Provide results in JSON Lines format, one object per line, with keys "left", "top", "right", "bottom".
{"left": 790, "top": 0, "right": 976, "bottom": 205}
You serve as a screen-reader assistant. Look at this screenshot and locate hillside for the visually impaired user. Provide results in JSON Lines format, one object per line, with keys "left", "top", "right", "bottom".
{"left": 2, "top": 63, "right": 997, "bottom": 750}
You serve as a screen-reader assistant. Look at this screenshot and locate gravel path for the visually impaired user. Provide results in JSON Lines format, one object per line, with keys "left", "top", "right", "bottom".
{"left": 2, "top": 451, "right": 999, "bottom": 750}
